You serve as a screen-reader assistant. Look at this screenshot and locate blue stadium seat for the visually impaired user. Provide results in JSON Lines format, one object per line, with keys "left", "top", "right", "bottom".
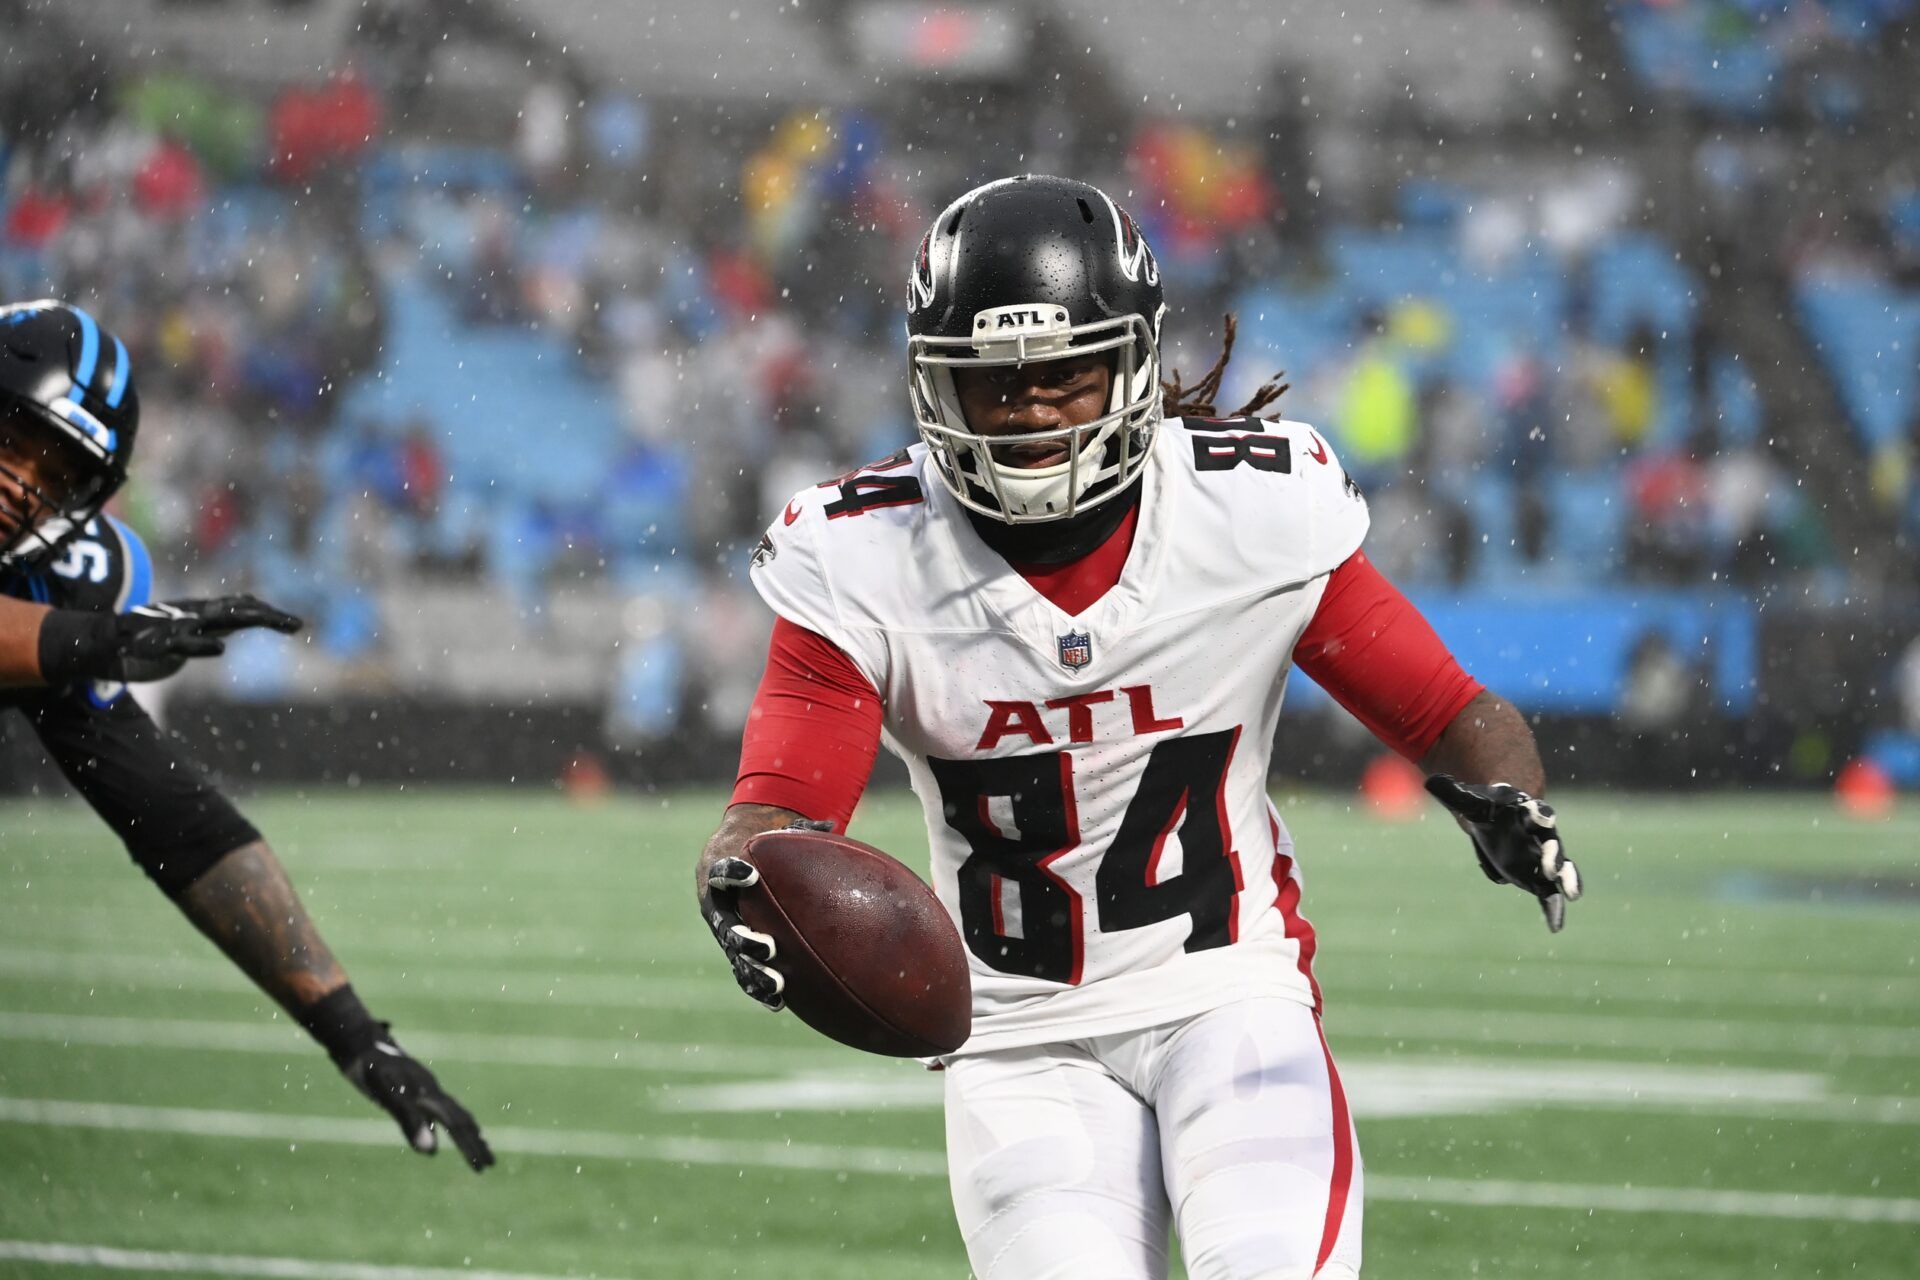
{"left": 1462, "top": 474, "right": 1523, "bottom": 583}
{"left": 340, "top": 278, "right": 626, "bottom": 507}
{"left": 1587, "top": 234, "right": 1698, "bottom": 444}
{"left": 1795, "top": 274, "right": 1920, "bottom": 448}
{"left": 1617, "top": 4, "right": 1787, "bottom": 118}
{"left": 1545, "top": 472, "right": 1625, "bottom": 579}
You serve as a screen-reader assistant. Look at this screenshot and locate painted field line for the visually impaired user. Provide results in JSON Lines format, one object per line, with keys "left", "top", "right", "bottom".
{"left": 1328, "top": 936, "right": 1920, "bottom": 984}
{"left": 0, "top": 1010, "right": 860, "bottom": 1077}
{"left": 0, "top": 912, "right": 713, "bottom": 971}
{"left": 1328, "top": 1004, "right": 1920, "bottom": 1059}
{"left": 1323, "top": 956, "right": 1920, "bottom": 1012}
{"left": 0, "top": 1240, "right": 626, "bottom": 1280}
{"left": 662, "top": 1061, "right": 1920, "bottom": 1128}
{"left": 0, "top": 946, "right": 719, "bottom": 1012}
{"left": 1748, "top": 1095, "right": 1920, "bottom": 1125}
{"left": 10, "top": 1010, "right": 1915, "bottom": 1126}
{"left": 6, "top": 943, "right": 1919, "bottom": 1059}
{"left": 0, "top": 1096, "right": 948, "bottom": 1177}
{"left": 10, "top": 902, "right": 1920, "bottom": 999}
{"left": 3, "top": 1095, "right": 1916, "bottom": 1225}
{"left": 2, "top": 956, "right": 1906, "bottom": 1069}
{"left": 16, "top": 923, "right": 1918, "bottom": 1028}
{"left": 1368, "top": 1175, "right": 1920, "bottom": 1225}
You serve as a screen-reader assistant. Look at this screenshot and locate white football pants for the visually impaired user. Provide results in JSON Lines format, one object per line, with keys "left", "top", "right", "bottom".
{"left": 943, "top": 997, "right": 1361, "bottom": 1280}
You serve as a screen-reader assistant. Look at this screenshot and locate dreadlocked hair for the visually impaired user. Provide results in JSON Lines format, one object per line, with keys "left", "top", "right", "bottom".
{"left": 1159, "top": 314, "right": 1289, "bottom": 419}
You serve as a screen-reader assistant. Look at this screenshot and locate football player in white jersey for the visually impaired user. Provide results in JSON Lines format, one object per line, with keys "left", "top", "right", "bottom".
{"left": 696, "top": 176, "right": 1581, "bottom": 1279}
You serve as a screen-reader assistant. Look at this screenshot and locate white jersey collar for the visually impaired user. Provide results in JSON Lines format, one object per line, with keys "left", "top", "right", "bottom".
{"left": 921, "top": 436, "right": 1177, "bottom": 677}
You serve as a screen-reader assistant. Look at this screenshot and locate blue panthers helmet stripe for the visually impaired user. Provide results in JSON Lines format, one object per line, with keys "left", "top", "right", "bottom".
{"left": 104, "top": 335, "right": 130, "bottom": 409}
{"left": 70, "top": 306, "right": 102, "bottom": 396}
{"left": 48, "top": 397, "right": 118, "bottom": 456}
{"left": 109, "top": 516, "right": 154, "bottom": 611}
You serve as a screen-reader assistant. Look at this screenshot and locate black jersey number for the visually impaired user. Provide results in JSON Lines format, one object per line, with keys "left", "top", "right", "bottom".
{"left": 1181, "top": 417, "right": 1293, "bottom": 474}
{"left": 928, "top": 727, "right": 1243, "bottom": 984}
{"left": 1096, "top": 726, "right": 1243, "bottom": 951}
{"left": 820, "top": 448, "right": 925, "bottom": 519}
{"left": 1191, "top": 433, "right": 1291, "bottom": 474}
{"left": 927, "top": 750, "right": 1084, "bottom": 984}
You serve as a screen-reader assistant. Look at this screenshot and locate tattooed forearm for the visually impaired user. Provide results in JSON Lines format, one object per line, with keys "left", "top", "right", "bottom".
{"left": 176, "top": 840, "right": 348, "bottom": 1012}
{"left": 1421, "top": 689, "right": 1548, "bottom": 796}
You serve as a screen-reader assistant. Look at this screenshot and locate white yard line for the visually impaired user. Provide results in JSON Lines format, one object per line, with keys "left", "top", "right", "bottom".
{"left": 1367, "top": 1175, "right": 1920, "bottom": 1225}
{"left": 658, "top": 1059, "right": 1920, "bottom": 1128}
{"left": 1, "top": 1096, "right": 1914, "bottom": 1226}
{"left": 0, "top": 1096, "right": 947, "bottom": 1177}
{"left": 1328, "top": 936, "right": 1920, "bottom": 984}
{"left": 1327, "top": 1004, "right": 1920, "bottom": 1058}
{"left": 0, "top": 946, "right": 719, "bottom": 1012}
{"left": 4, "top": 939, "right": 1918, "bottom": 1058}
{"left": 0, "top": 1010, "right": 858, "bottom": 1077}
{"left": 12, "top": 861, "right": 1920, "bottom": 982}
{"left": 1323, "top": 957, "right": 1920, "bottom": 1011}
{"left": 6, "top": 924, "right": 1918, "bottom": 1010}
{"left": 3, "top": 940, "right": 1920, "bottom": 1059}
{"left": 1677, "top": 1094, "right": 1918, "bottom": 1125}
{"left": 16, "top": 1010, "right": 1917, "bottom": 1127}
{"left": 0, "top": 1241, "right": 627, "bottom": 1280}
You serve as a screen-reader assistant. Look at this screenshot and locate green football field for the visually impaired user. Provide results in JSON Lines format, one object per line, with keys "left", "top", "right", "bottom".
{"left": 0, "top": 788, "right": 1914, "bottom": 1279}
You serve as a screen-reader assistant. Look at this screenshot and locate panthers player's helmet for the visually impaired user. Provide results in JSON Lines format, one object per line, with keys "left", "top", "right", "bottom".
{"left": 0, "top": 300, "right": 140, "bottom": 566}
{"left": 907, "top": 175, "right": 1166, "bottom": 524}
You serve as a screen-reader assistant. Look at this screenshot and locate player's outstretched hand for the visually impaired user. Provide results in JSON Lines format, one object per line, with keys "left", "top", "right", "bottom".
{"left": 114, "top": 596, "right": 305, "bottom": 681}
{"left": 702, "top": 817, "right": 832, "bottom": 1010}
{"left": 1425, "top": 774, "right": 1582, "bottom": 932}
{"left": 39, "top": 594, "right": 304, "bottom": 684}
{"left": 341, "top": 1031, "right": 495, "bottom": 1172}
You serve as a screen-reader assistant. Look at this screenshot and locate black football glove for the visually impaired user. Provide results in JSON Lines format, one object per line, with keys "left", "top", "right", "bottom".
{"left": 1425, "top": 774, "right": 1582, "bottom": 932}
{"left": 341, "top": 1028, "right": 496, "bottom": 1172}
{"left": 701, "top": 817, "right": 833, "bottom": 1011}
{"left": 38, "top": 594, "right": 304, "bottom": 685}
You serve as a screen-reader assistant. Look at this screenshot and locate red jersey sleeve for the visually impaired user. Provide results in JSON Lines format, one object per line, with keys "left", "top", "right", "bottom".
{"left": 1292, "top": 551, "right": 1484, "bottom": 762}
{"left": 729, "top": 616, "right": 884, "bottom": 831}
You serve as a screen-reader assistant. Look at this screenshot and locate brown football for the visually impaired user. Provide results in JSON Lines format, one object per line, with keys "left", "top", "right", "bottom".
{"left": 737, "top": 828, "right": 970, "bottom": 1057}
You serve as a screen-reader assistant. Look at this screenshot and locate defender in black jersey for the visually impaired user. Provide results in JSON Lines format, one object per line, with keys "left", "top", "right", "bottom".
{"left": 0, "top": 300, "right": 493, "bottom": 1171}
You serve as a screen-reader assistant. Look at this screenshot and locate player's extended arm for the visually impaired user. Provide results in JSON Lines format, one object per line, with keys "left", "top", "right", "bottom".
{"left": 1294, "top": 553, "right": 1580, "bottom": 930}
{"left": 24, "top": 692, "right": 493, "bottom": 1169}
{"left": 177, "top": 839, "right": 348, "bottom": 1007}
{"left": 173, "top": 839, "right": 495, "bottom": 1170}
{"left": 1420, "top": 690, "right": 1546, "bottom": 795}
{"left": 0, "top": 593, "right": 303, "bottom": 687}
{"left": 1420, "top": 693, "right": 1581, "bottom": 932}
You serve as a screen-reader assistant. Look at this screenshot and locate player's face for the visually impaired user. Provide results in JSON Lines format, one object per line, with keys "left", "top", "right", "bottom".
{"left": 0, "top": 410, "right": 91, "bottom": 542}
{"left": 952, "top": 353, "right": 1113, "bottom": 469}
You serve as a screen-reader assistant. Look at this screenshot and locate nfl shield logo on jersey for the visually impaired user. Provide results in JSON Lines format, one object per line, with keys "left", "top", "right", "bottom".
{"left": 1057, "top": 629, "right": 1093, "bottom": 670}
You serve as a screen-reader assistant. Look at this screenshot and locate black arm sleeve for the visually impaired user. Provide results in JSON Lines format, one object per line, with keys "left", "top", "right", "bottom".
{"left": 23, "top": 693, "right": 262, "bottom": 897}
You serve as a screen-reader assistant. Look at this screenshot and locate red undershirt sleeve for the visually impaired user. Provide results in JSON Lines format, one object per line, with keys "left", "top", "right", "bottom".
{"left": 729, "top": 616, "right": 885, "bottom": 831}
{"left": 1292, "top": 551, "right": 1485, "bottom": 762}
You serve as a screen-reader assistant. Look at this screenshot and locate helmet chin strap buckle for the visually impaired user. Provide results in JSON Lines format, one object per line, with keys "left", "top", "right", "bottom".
{"left": 970, "top": 304, "right": 1075, "bottom": 360}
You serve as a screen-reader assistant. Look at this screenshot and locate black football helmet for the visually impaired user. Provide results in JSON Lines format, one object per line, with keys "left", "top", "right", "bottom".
{"left": 0, "top": 300, "right": 140, "bottom": 566}
{"left": 907, "top": 175, "right": 1166, "bottom": 524}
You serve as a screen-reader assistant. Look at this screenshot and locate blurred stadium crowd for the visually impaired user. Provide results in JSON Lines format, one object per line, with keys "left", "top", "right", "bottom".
{"left": 2, "top": 0, "right": 1917, "bottom": 787}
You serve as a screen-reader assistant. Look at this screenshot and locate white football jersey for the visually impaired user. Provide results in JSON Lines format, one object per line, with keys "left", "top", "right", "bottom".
{"left": 749, "top": 417, "right": 1370, "bottom": 1055}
